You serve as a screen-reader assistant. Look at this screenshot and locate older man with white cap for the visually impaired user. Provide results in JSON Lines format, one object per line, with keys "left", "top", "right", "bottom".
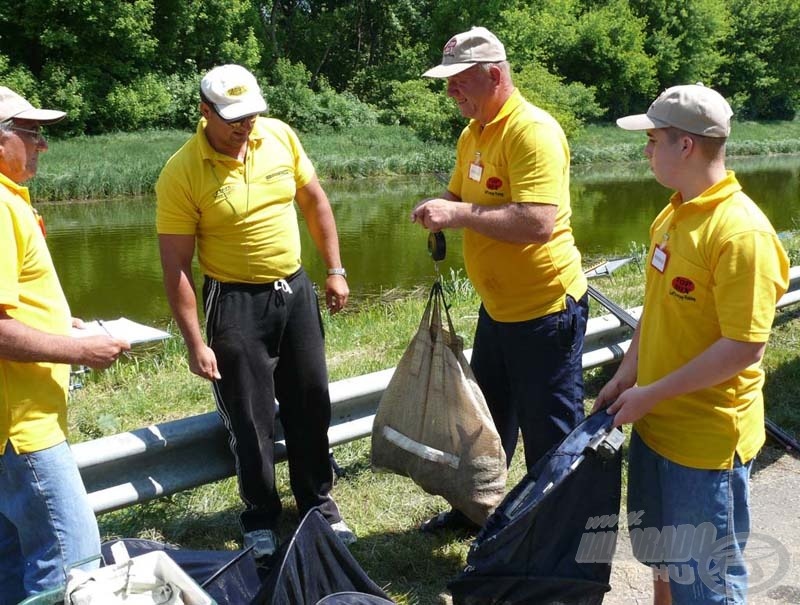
{"left": 156, "top": 65, "right": 354, "bottom": 558}
{"left": 411, "top": 28, "right": 588, "bottom": 533}
{"left": 593, "top": 84, "right": 789, "bottom": 605}
{"left": 0, "top": 87, "right": 130, "bottom": 603}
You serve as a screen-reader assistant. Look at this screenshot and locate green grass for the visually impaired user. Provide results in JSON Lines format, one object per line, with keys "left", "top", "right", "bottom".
{"left": 70, "top": 251, "right": 800, "bottom": 604}
{"left": 36, "top": 130, "right": 187, "bottom": 201}
{"left": 28, "top": 120, "right": 800, "bottom": 201}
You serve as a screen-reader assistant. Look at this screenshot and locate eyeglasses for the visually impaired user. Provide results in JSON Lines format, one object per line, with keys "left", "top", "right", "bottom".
{"left": 7, "top": 124, "right": 44, "bottom": 140}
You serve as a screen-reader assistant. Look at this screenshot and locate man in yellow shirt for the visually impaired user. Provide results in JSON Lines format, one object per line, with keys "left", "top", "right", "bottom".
{"left": 156, "top": 65, "right": 354, "bottom": 559}
{"left": 0, "top": 87, "right": 129, "bottom": 603}
{"left": 412, "top": 27, "right": 588, "bottom": 533}
{"left": 594, "top": 84, "right": 789, "bottom": 605}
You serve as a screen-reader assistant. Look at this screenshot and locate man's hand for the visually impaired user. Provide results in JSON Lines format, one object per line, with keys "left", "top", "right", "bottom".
{"left": 74, "top": 336, "right": 131, "bottom": 369}
{"left": 188, "top": 344, "right": 221, "bottom": 380}
{"left": 410, "top": 198, "right": 463, "bottom": 231}
{"left": 326, "top": 275, "right": 349, "bottom": 314}
{"left": 603, "top": 385, "right": 659, "bottom": 428}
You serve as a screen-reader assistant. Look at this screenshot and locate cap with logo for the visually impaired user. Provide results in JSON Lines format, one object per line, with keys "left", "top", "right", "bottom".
{"left": 200, "top": 64, "right": 268, "bottom": 121}
{"left": 0, "top": 87, "right": 66, "bottom": 124}
{"left": 616, "top": 83, "right": 733, "bottom": 138}
{"left": 423, "top": 26, "right": 507, "bottom": 79}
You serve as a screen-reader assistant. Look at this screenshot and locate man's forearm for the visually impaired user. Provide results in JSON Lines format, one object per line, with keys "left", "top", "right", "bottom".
{"left": 163, "top": 271, "right": 205, "bottom": 352}
{"left": 644, "top": 337, "right": 766, "bottom": 404}
{"left": 0, "top": 315, "right": 81, "bottom": 364}
{"left": 459, "top": 202, "right": 556, "bottom": 244}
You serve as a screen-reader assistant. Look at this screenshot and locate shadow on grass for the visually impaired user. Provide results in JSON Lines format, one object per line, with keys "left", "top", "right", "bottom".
{"left": 98, "top": 490, "right": 243, "bottom": 550}
{"left": 352, "top": 528, "right": 469, "bottom": 605}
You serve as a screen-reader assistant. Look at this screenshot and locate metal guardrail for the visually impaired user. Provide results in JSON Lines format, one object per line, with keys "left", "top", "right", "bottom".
{"left": 74, "top": 268, "right": 800, "bottom": 514}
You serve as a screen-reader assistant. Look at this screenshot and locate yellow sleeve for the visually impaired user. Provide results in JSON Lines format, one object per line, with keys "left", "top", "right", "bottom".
{"left": 506, "top": 121, "right": 567, "bottom": 205}
{"left": 155, "top": 162, "right": 200, "bottom": 235}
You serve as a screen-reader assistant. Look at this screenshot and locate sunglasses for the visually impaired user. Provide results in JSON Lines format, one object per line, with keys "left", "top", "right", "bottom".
{"left": 202, "top": 99, "right": 258, "bottom": 128}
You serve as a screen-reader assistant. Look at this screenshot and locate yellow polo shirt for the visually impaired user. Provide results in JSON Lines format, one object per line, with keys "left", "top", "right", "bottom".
{"left": 448, "top": 90, "right": 586, "bottom": 322}
{"left": 156, "top": 117, "right": 316, "bottom": 283}
{"left": 0, "top": 173, "right": 71, "bottom": 455}
{"left": 636, "top": 172, "right": 789, "bottom": 469}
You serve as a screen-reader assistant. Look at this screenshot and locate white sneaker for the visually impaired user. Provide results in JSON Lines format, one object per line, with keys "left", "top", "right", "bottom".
{"left": 331, "top": 520, "right": 357, "bottom": 545}
{"left": 243, "top": 529, "right": 278, "bottom": 558}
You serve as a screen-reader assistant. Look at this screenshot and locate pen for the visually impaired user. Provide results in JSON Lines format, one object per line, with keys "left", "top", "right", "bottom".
{"left": 97, "top": 319, "right": 131, "bottom": 358}
{"left": 96, "top": 319, "right": 112, "bottom": 337}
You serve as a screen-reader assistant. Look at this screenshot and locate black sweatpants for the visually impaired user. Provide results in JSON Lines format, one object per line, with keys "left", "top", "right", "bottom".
{"left": 203, "top": 268, "right": 340, "bottom": 532}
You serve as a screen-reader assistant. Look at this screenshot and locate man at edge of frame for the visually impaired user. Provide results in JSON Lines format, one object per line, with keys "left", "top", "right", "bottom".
{"left": 0, "top": 86, "right": 130, "bottom": 603}
{"left": 593, "top": 83, "right": 790, "bottom": 605}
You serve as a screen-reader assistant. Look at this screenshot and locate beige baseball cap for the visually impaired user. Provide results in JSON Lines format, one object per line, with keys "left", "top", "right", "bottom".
{"left": 0, "top": 87, "right": 66, "bottom": 124}
{"left": 200, "top": 64, "right": 267, "bottom": 121}
{"left": 616, "top": 84, "right": 733, "bottom": 138}
{"left": 423, "top": 27, "right": 507, "bottom": 79}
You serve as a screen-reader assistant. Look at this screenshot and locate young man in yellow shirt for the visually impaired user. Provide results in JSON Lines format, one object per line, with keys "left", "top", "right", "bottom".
{"left": 594, "top": 84, "right": 789, "bottom": 604}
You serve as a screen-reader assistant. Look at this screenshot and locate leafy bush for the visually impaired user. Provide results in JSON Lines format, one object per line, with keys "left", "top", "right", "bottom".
{"left": 98, "top": 74, "right": 173, "bottom": 132}
{"left": 383, "top": 79, "right": 462, "bottom": 143}
{"left": 264, "top": 59, "right": 378, "bottom": 133}
{"left": 161, "top": 71, "right": 202, "bottom": 131}
{"left": 513, "top": 63, "right": 604, "bottom": 139}
{"left": 0, "top": 54, "right": 39, "bottom": 106}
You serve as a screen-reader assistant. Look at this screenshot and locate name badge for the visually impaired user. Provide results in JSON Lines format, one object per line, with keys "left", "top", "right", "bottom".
{"left": 651, "top": 245, "right": 668, "bottom": 273}
{"left": 468, "top": 162, "right": 483, "bottom": 182}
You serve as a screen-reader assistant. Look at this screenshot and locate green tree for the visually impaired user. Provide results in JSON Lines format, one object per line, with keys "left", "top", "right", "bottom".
{"left": 0, "top": 0, "right": 160, "bottom": 133}
{"left": 152, "top": 0, "right": 262, "bottom": 74}
{"left": 513, "top": 63, "right": 604, "bottom": 138}
{"left": 557, "top": 0, "right": 656, "bottom": 117}
{"left": 500, "top": 0, "right": 655, "bottom": 119}
{"left": 0, "top": 0, "right": 158, "bottom": 83}
{"left": 718, "top": 0, "right": 800, "bottom": 119}
{"left": 629, "top": 0, "right": 730, "bottom": 89}
{"left": 257, "top": 0, "right": 424, "bottom": 91}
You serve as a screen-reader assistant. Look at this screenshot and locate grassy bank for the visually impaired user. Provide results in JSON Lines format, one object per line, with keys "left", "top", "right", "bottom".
{"left": 71, "top": 254, "right": 800, "bottom": 603}
{"left": 32, "top": 120, "right": 800, "bottom": 201}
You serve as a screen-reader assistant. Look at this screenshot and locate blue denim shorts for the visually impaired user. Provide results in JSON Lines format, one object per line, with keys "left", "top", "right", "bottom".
{"left": 627, "top": 430, "right": 752, "bottom": 604}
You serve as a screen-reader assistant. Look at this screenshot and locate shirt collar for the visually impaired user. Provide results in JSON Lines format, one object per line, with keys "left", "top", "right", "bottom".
{"left": 669, "top": 171, "right": 741, "bottom": 212}
{"left": 0, "top": 172, "right": 30, "bottom": 205}
{"left": 468, "top": 88, "right": 524, "bottom": 135}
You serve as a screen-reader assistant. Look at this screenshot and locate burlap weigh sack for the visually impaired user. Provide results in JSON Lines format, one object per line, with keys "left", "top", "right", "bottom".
{"left": 371, "top": 282, "right": 507, "bottom": 525}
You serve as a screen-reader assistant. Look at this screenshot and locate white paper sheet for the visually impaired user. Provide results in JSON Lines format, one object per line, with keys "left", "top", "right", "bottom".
{"left": 72, "top": 317, "right": 171, "bottom": 345}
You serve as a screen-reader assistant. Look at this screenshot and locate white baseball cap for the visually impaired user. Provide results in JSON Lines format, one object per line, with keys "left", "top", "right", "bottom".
{"left": 423, "top": 27, "right": 507, "bottom": 79}
{"left": 200, "top": 64, "right": 267, "bottom": 121}
{"left": 0, "top": 87, "right": 66, "bottom": 124}
{"left": 616, "top": 84, "right": 733, "bottom": 138}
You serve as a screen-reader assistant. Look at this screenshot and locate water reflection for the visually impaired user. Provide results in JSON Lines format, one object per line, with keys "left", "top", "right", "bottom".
{"left": 42, "top": 155, "right": 800, "bottom": 327}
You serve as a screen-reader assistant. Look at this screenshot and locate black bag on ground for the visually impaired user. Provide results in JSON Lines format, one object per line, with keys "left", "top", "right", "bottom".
{"left": 448, "top": 411, "right": 624, "bottom": 605}
{"left": 254, "top": 509, "right": 394, "bottom": 605}
{"left": 102, "top": 507, "right": 394, "bottom": 605}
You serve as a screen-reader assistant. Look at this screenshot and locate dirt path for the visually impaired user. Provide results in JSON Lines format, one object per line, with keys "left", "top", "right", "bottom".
{"left": 604, "top": 445, "right": 800, "bottom": 604}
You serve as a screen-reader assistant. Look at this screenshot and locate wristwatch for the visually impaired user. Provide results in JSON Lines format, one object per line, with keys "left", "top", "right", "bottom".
{"left": 327, "top": 267, "right": 347, "bottom": 278}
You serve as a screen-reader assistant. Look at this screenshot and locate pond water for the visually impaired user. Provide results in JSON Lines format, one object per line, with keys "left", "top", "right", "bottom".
{"left": 42, "top": 155, "right": 800, "bottom": 328}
